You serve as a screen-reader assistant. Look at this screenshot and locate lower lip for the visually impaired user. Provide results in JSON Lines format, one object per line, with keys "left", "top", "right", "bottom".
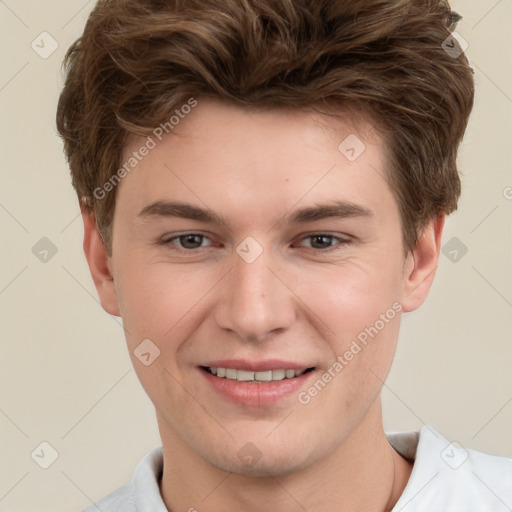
{"left": 200, "top": 368, "right": 315, "bottom": 406}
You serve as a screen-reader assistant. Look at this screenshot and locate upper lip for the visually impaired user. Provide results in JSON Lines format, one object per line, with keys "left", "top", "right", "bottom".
{"left": 200, "top": 359, "right": 314, "bottom": 372}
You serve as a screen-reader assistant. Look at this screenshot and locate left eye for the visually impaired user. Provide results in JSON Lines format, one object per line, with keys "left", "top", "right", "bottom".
{"left": 296, "top": 234, "right": 348, "bottom": 250}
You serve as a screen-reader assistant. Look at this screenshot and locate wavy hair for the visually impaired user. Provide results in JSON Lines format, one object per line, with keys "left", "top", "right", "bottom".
{"left": 56, "top": 0, "right": 474, "bottom": 253}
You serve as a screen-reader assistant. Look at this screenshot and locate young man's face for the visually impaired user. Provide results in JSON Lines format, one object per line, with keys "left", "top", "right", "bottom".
{"left": 85, "top": 99, "right": 441, "bottom": 476}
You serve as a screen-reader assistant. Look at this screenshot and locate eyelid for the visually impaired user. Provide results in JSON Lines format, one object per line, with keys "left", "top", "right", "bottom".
{"left": 161, "top": 231, "right": 206, "bottom": 242}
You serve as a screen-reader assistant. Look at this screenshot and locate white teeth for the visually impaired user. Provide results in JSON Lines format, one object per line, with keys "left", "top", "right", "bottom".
{"left": 226, "top": 368, "right": 237, "bottom": 380}
{"left": 255, "top": 370, "right": 272, "bottom": 381}
{"left": 237, "top": 370, "right": 254, "bottom": 381}
{"left": 207, "top": 367, "right": 309, "bottom": 382}
{"left": 272, "top": 369, "right": 286, "bottom": 380}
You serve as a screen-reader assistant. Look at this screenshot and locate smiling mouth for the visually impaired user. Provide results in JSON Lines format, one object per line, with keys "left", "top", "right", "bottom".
{"left": 201, "top": 366, "right": 315, "bottom": 382}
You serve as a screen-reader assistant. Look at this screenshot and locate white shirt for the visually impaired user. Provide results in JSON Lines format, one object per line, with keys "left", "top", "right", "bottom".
{"left": 82, "top": 425, "right": 512, "bottom": 511}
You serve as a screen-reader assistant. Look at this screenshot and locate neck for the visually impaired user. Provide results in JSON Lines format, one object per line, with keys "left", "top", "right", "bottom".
{"left": 158, "top": 399, "right": 413, "bottom": 512}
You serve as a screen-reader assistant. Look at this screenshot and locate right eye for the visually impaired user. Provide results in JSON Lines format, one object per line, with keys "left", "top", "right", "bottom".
{"left": 161, "top": 233, "right": 213, "bottom": 251}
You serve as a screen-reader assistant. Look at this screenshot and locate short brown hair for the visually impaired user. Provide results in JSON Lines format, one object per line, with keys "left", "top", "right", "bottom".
{"left": 56, "top": 0, "right": 474, "bottom": 253}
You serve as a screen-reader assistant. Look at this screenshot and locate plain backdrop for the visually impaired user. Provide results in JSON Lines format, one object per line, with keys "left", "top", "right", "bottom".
{"left": 0, "top": 1, "right": 511, "bottom": 511}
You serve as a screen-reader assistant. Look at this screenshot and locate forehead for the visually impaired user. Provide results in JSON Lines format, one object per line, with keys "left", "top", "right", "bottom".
{"left": 123, "top": 99, "right": 381, "bottom": 160}
{"left": 116, "top": 99, "right": 395, "bottom": 227}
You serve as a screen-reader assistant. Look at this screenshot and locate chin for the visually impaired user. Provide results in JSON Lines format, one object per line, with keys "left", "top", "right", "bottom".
{"left": 218, "top": 457, "right": 309, "bottom": 478}
{"left": 205, "top": 440, "right": 319, "bottom": 478}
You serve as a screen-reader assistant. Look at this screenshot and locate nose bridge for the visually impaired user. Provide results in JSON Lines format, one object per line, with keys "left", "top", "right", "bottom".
{"left": 215, "top": 241, "right": 295, "bottom": 341}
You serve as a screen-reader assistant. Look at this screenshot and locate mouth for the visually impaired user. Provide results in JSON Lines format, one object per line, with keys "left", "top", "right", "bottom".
{"left": 200, "top": 366, "right": 315, "bottom": 382}
{"left": 196, "top": 358, "right": 318, "bottom": 410}
{"left": 198, "top": 361, "right": 317, "bottom": 406}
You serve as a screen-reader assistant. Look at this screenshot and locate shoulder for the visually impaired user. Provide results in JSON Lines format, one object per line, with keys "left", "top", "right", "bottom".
{"left": 390, "top": 426, "right": 512, "bottom": 511}
{"left": 80, "top": 447, "right": 166, "bottom": 512}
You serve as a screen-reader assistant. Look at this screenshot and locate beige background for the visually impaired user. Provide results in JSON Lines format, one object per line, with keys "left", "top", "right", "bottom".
{"left": 0, "top": 1, "right": 511, "bottom": 511}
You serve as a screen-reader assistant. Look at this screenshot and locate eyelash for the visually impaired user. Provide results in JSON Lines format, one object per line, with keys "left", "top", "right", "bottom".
{"left": 160, "top": 232, "right": 351, "bottom": 252}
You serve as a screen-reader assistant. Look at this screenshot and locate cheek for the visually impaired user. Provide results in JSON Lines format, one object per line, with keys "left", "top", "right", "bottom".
{"left": 113, "top": 261, "right": 204, "bottom": 409}
{"left": 114, "top": 259, "right": 215, "bottom": 349}
{"left": 293, "top": 255, "right": 404, "bottom": 344}
{"left": 291, "top": 254, "right": 403, "bottom": 403}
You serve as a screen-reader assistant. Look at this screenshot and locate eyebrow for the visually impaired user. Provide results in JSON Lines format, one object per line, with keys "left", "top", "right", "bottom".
{"left": 284, "top": 201, "right": 373, "bottom": 224}
{"left": 137, "top": 200, "right": 373, "bottom": 226}
{"left": 138, "top": 201, "right": 227, "bottom": 226}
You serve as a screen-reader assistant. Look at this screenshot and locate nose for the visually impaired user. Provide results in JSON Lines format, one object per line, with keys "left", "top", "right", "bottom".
{"left": 214, "top": 246, "right": 296, "bottom": 342}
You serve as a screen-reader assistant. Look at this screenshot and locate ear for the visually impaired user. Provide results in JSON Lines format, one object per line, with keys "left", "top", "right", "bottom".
{"left": 81, "top": 206, "right": 120, "bottom": 316}
{"left": 401, "top": 215, "right": 445, "bottom": 313}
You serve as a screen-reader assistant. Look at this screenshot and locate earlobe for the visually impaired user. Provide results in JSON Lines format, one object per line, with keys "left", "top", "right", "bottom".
{"left": 81, "top": 206, "right": 121, "bottom": 317}
{"left": 401, "top": 216, "right": 445, "bottom": 313}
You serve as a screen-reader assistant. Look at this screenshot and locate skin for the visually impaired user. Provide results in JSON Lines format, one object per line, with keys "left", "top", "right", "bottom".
{"left": 83, "top": 99, "right": 444, "bottom": 512}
